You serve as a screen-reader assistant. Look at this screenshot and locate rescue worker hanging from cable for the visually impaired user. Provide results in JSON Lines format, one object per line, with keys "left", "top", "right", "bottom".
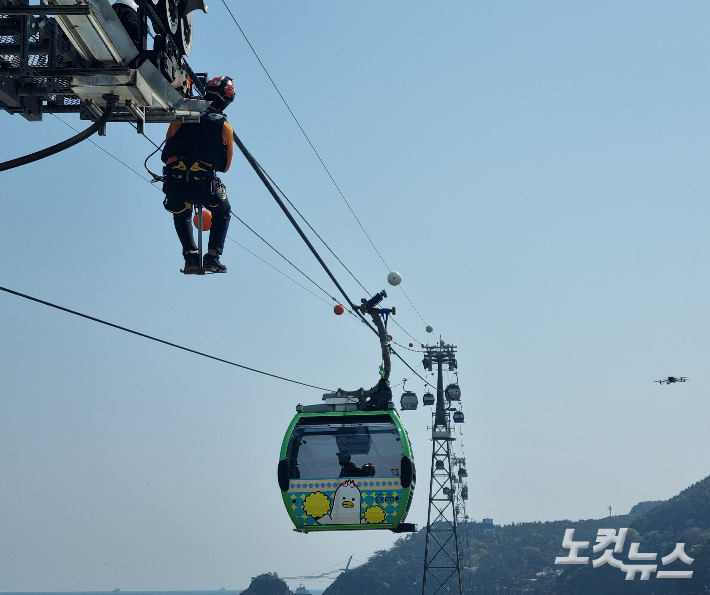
{"left": 161, "top": 76, "right": 235, "bottom": 273}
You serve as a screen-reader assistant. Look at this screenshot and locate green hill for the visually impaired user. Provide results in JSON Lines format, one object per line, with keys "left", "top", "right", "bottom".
{"left": 323, "top": 476, "right": 710, "bottom": 594}
{"left": 242, "top": 573, "right": 293, "bottom": 595}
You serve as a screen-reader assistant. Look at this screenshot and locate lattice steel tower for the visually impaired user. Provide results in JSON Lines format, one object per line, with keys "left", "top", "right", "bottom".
{"left": 421, "top": 341, "right": 463, "bottom": 595}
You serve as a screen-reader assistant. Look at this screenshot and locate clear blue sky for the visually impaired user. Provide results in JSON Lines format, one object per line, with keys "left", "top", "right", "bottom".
{"left": 2, "top": 0, "right": 710, "bottom": 590}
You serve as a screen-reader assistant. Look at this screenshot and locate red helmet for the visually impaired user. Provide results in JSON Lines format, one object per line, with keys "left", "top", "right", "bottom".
{"left": 205, "top": 76, "right": 235, "bottom": 108}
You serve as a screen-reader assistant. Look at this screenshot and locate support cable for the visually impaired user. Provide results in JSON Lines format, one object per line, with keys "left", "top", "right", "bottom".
{"left": 0, "top": 102, "right": 115, "bottom": 172}
{"left": 227, "top": 232, "right": 362, "bottom": 324}
{"left": 253, "top": 160, "right": 370, "bottom": 295}
{"left": 0, "top": 285, "right": 331, "bottom": 391}
{"left": 54, "top": 115, "right": 151, "bottom": 181}
{"left": 51, "top": 116, "right": 359, "bottom": 320}
{"left": 137, "top": 123, "right": 421, "bottom": 346}
{"left": 233, "top": 129, "right": 363, "bottom": 316}
{"left": 233, "top": 129, "right": 434, "bottom": 388}
{"left": 391, "top": 317, "right": 421, "bottom": 345}
{"left": 226, "top": 235, "right": 330, "bottom": 307}
{"left": 219, "top": 1, "right": 390, "bottom": 270}
{"left": 42, "top": 118, "right": 432, "bottom": 388}
{"left": 218, "top": 4, "right": 431, "bottom": 328}
{"left": 229, "top": 211, "right": 336, "bottom": 302}
{"left": 253, "top": 157, "right": 431, "bottom": 344}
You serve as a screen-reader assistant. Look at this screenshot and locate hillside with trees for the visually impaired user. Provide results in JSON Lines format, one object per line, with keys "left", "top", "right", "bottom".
{"left": 323, "top": 476, "right": 710, "bottom": 594}
{"left": 242, "top": 573, "right": 293, "bottom": 595}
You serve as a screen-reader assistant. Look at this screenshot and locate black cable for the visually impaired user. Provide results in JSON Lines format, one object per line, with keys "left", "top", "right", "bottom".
{"left": 254, "top": 162, "right": 370, "bottom": 295}
{"left": 143, "top": 138, "right": 166, "bottom": 182}
{"left": 257, "top": 164, "right": 432, "bottom": 344}
{"left": 221, "top": 2, "right": 432, "bottom": 332}
{"left": 228, "top": 235, "right": 363, "bottom": 325}
{"left": 0, "top": 285, "right": 331, "bottom": 391}
{"left": 130, "top": 111, "right": 422, "bottom": 344}
{"left": 219, "top": 1, "right": 391, "bottom": 271}
{"left": 229, "top": 211, "right": 337, "bottom": 302}
{"left": 48, "top": 120, "right": 359, "bottom": 321}
{"left": 53, "top": 115, "right": 151, "bottom": 182}
{"left": 131, "top": 123, "right": 162, "bottom": 150}
{"left": 233, "top": 129, "right": 435, "bottom": 389}
{"left": 391, "top": 317, "right": 421, "bottom": 345}
{"left": 0, "top": 102, "right": 115, "bottom": 172}
{"left": 218, "top": 2, "right": 434, "bottom": 331}
{"left": 232, "top": 130, "right": 364, "bottom": 316}
{"left": 226, "top": 235, "right": 331, "bottom": 306}
{"left": 399, "top": 287, "right": 429, "bottom": 327}
{"left": 43, "top": 118, "right": 431, "bottom": 387}
{"left": 251, "top": 158, "right": 434, "bottom": 345}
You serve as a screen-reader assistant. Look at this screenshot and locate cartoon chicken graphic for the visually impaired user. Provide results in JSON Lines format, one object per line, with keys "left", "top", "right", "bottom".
{"left": 315, "top": 480, "right": 362, "bottom": 525}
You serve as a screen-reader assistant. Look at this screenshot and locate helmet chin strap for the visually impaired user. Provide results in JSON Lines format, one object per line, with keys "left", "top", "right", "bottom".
{"left": 205, "top": 93, "right": 231, "bottom": 113}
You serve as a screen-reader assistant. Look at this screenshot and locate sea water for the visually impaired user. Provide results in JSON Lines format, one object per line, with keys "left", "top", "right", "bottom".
{"left": 1, "top": 590, "right": 325, "bottom": 595}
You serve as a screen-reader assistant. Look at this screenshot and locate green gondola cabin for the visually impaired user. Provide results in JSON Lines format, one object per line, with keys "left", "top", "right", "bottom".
{"left": 278, "top": 391, "right": 416, "bottom": 532}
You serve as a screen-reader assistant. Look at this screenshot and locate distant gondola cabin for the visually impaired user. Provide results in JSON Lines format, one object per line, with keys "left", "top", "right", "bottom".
{"left": 444, "top": 383, "right": 461, "bottom": 401}
{"left": 400, "top": 390, "right": 418, "bottom": 411}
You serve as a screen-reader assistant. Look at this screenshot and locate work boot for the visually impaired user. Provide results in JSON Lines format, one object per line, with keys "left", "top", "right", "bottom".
{"left": 203, "top": 253, "right": 227, "bottom": 273}
{"left": 183, "top": 252, "right": 201, "bottom": 274}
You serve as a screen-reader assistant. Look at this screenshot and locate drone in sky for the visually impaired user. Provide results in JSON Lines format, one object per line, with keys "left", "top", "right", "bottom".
{"left": 655, "top": 377, "right": 688, "bottom": 385}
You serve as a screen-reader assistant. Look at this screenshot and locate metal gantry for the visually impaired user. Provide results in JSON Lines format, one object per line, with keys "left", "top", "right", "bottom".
{"left": 0, "top": 0, "right": 209, "bottom": 129}
{"left": 422, "top": 341, "right": 463, "bottom": 595}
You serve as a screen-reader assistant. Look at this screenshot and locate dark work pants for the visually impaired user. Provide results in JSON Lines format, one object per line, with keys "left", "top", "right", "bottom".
{"left": 164, "top": 185, "right": 231, "bottom": 256}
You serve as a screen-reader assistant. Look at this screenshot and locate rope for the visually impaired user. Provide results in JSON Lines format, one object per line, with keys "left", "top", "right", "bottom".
{"left": 0, "top": 285, "right": 331, "bottom": 391}
{"left": 0, "top": 102, "right": 115, "bottom": 172}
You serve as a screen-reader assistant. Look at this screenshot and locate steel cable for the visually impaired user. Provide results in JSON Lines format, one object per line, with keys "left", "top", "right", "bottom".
{"left": 0, "top": 285, "right": 331, "bottom": 391}
{"left": 233, "top": 129, "right": 434, "bottom": 388}
{"left": 217, "top": 4, "right": 432, "bottom": 328}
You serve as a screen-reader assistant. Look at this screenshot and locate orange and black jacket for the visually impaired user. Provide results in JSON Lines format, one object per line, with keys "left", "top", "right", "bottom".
{"left": 161, "top": 111, "right": 234, "bottom": 172}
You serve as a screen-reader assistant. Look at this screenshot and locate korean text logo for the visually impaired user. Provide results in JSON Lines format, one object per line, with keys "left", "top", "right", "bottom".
{"left": 554, "top": 528, "right": 693, "bottom": 580}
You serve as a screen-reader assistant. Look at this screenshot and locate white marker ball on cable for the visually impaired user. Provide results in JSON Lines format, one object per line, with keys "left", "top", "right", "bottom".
{"left": 426, "top": 325, "right": 434, "bottom": 333}
{"left": 387, "top": 271, "right": 402, "bottom": 286}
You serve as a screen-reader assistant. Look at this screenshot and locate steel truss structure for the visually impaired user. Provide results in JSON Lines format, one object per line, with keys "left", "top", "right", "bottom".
{"left": 0, "top": 0, "right": 208, "bottom": 130}
{"left": 422, "top": 341, "right": 463, "bottom": 595}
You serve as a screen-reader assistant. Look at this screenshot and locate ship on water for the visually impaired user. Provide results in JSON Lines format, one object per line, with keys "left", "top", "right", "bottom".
{"left": 293, "top": 585, "right": 312, "bottom": 595}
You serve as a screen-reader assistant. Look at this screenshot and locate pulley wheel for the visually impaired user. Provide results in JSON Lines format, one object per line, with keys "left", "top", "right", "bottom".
{"left": 176, "top": 13, "right": 193, "bottom": 56}
{"left": 154, "top": 0, "right": 179, "bottom": 35}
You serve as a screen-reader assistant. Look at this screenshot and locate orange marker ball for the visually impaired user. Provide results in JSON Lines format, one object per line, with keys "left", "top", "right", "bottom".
{"left": 334, "top": 304, "right": 345, "bottom": 315}
{"left": 409, "top": 343, "right": 414, "bottom": 347}
{"left": 387, "top": 334, "right": 393, "bottom": 341}
{"left": 193, "top": 209, "right": 212, "bottom": 231}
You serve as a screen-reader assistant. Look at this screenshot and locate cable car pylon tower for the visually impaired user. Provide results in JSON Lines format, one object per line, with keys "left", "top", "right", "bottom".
{"left": 421, "top": 340, "right": 463, "bottom": 595}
